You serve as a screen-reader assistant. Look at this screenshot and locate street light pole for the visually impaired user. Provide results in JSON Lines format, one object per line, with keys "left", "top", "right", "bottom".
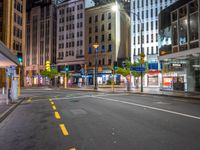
{"left": 93, "top": 43, "right": 99, "bottom": 90}
{"left": 131, "top": 12, "right": 144, "bottom": 92}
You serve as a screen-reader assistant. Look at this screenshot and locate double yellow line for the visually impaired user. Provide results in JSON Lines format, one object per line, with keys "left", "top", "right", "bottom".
{"left": 48, "top": 98, "right": 75, "bottom": 150}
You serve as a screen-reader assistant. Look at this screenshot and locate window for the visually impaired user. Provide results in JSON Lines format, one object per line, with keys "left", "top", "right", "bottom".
{"left": 101, "top": 35, "right": 104, "bottom": 42}
{"left": 151, "top": 21, "right": 153, "bottom": 30}
{"left": 108, "top": 23, "right": 111, "bottom": 30}
{"left": 95, "top": 36, "right": 98, "bottom": 42}
{"left": 151, "top": 9, "right": 153, "bottom": 18}
{"left": 95, "top": 15, "right": 98, "bottom": 22}
{"left": 108, "top": 44, "right": 112, "bottom": 52}
{"left": 151, "top": 34, "right": 154, "bottom": 42}
{"left": 146, "top": 22, "right": 149, "bottom": 31}
{"left": 147, "top": 47, "right": 149, "bottom": 55}
{"left": 108, "top": 59, "right": 112, "bottom": 65}
{"left": 89, "top": 37, "right": 92, "bottom": 44}
{"left": 101, "top": 24, "right": 105, "bottom": 31}
{"left": 101, "top": 45, "right": 105, "bottom": 53}
{"left": 151, "top": 47, "right": 154, "bottom": 54}
{"left": 108, "top": 12, "right": 111, "bottom": 19}
{"left": 146, "top": 34, "right": 149, "bottom": 43}
{"left": 108, "top": 34, "right": 111, "bottom": 41}
{"left": 89, "top": 17, "right": 92, "bottom": 23}
{"left": 101, "top": 14, "right": 104, "bottom": 20}
{"left": 95, "top": 26, "right": 98, "bottom": 32}
{"left": 88, "top": 47, "right": 92, "bottom": 54}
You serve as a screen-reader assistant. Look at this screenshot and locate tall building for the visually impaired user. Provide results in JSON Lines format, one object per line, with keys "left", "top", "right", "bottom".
{"left": 0, "top": 0, "right": 26, "bottom": 56}
{"left": 159, "top": 0, "right": 200, "bottom": 92}
{"left": 85, "top": 2, "right": 130, "bottom": 85}
{"left": 93, "top": 0, "right": 130, "bottom": 15}
{"left": 56, "top": 0, "right": 85, "bottom": 85}
{"left": 131, "top": 0, "right": 176, "bottom": 88}
{"left": 25, "top": 0, "right": 57, "bottom": 86}
{"left": 0, "top": 0, "right": 26, "bottom": 88}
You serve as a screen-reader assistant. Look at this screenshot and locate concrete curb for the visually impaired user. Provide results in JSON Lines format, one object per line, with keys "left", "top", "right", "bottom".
{"left": 0, "top": 97, "right": 26, "bottom": 123}
{"left": 58, "top": 88, "right": 200, "bottom": 100}
{"left": 129, "top": 92, "right": 200, "bottom": 101}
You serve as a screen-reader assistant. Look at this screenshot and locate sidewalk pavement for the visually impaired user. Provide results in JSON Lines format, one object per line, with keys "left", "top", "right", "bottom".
{"left": 63, "top": 86, "right": 200, "bottom": 100}
{"left": 0, "top": 97, "right": 26, "bottom": 123}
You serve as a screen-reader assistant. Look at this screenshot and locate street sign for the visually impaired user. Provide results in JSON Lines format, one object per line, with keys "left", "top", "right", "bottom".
{"left": 130, "top": 67, "right": 145, "bottom": 72}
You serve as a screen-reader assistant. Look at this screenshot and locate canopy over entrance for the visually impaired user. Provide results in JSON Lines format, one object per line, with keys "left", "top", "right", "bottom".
{"left": 0, "top": 41, "right": 19, "bottom": 68}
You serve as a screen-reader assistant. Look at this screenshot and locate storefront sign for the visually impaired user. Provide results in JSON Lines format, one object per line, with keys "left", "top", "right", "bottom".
{"left": 171, "top": 63, "right": 182, "bottom": 67}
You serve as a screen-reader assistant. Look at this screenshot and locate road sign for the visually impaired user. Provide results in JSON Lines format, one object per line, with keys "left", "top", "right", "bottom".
{"left": 130, "top": 67, "right": 145, "bottom": 72}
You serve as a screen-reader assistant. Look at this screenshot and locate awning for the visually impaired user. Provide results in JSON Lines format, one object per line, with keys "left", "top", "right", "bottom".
{"left": 0, "top": 41, "right": 19, "bottom": 68}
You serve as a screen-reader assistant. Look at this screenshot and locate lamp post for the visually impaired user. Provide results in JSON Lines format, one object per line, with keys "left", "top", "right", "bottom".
{"left": 131, "top": 12, "right": 144, "bottom": 92}
{"left": 93, "top": 43, "right": 99, "bottom": 90}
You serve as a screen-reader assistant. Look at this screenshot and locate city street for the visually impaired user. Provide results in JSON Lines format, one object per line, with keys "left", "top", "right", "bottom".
{"left": 0, "top": 88, "right": 200, "bottom": 150}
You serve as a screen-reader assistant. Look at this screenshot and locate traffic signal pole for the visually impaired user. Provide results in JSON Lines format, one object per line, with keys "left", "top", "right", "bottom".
{"left": 18, "top": 67, "right": 21, "bottom": 96}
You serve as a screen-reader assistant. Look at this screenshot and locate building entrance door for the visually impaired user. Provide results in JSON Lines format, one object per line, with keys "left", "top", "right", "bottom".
{"left": 195, "top": 70, "right": 200, "bottom": 91}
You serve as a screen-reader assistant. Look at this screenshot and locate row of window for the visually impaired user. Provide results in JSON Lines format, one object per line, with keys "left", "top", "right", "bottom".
{"left": 133, "top": 0, "right": 172, "bottom": 9}
{"left": 13, "top": 40, "right": 22, "bottom": 51}
{"left": 133, "top": 8, "right": 160, "bottom": 21}
{"left": 89, "top": 23, "right": 112, "bottom": 34}
{"left": 14, "top": 0, "right": 23, "bottom": 13}
{"left": 88, "top": 58, "right": 112, "bottom": 67}
{"left": 133, "top": 33, "right": 158, "bottom": 44}
{"left": 89, "top": 12, "right": 112, "bottom": 23}
{"left": 58, "top": 40, "right": 83, "bottom": 49}
{"left": 59, "top": 13, "right": 83, "bottom": 23}
{"left": 14, "top": 13, "right": 22, "bottom": 26}
{"left": 133, "top": 46, "right": 159, "bottom": 56}
{"left": 89, "top": 33, "right": 112, "bottom": 44}
{"left": 59, "top": 22, "right": 83, "bottom": 32}
{"left": 14, "top": 26, "right": 22, "bottom": 39}
{"left": 59, "top": 4, "right": 83, "bottom": 15}
{"left": 88, "top": 45, "right": 112, "bottom": 54}
{"left": 133, "top": 21, "right": 158, "bottom": 33}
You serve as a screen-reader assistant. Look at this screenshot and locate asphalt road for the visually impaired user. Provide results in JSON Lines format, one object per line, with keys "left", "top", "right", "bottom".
{"left": 0, "top": 88, "right": 200, "bottom": 150}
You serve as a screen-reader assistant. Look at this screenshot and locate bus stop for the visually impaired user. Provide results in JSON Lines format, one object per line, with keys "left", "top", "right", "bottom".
{"left": 0, "top": 41, "right": 19, "bottom": 104}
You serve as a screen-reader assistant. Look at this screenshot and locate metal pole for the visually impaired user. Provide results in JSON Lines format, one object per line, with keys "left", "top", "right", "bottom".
{"left": 112, "top": 70, "right": 115, "bottom": 92}
{"left": 94, "top": 48, "right": 98, "bottom": 90}
{"left": 64, "top": 71, "right": 66, "bottom": 89}
{"left": 18, "top": 67, "right": 21, "bottom": 96}
{"left": 140, "top": 20, "right": 143, "bottom": 93}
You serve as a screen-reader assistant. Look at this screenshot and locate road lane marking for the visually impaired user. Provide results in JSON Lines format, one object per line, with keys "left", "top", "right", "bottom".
{"left": 93, "top": 96, "right": 200, "bottom": 120}
{"left": 59, "top": 124, "right": 69, "bottom": 136}
{"left": 51, "top": 101, "right": 54, "bottom": 105}
{"left": 54, "top": 111, "right": 61, "bottom": 119}
{"left": 52, "top": 105, "right": 56, "bottom": 110}
{"left": 70, "top": 148, "right": 76, "bottom": 150}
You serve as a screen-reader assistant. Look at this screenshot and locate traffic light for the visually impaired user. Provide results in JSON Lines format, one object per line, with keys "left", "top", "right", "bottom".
{"left": 113, "top": 61, "right": 118, "bottom": 71}
{"left": 140, "top": 52, "right": 145, "bottom": 64}
{"left": 17, "top": 52, "right": 23, "bottom": 65}
{"left": 65, "top": 65, "right": 69, "bottom": 72}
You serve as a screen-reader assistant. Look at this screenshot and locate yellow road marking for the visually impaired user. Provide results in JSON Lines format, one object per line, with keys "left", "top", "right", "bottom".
{"left": 51, "top": 101, "right": 54, "bottom": 105}
{"left": 54, "top": 111, "right": 61, "bottom": 119}
{"left": 27, "top": 97, "right": 32, "bottom": 103}
{"left": 59, "top": 124, "right": 69, "bottom": 136}
{"left": 70, "top": 148, "right": 76, "bottom": 150}
{"left": 52, "top": 105, "right": 56, "bottom": 110}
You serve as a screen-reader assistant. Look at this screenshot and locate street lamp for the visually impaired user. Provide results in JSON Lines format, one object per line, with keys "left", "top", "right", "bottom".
{"left": 131, "top": 12, "right": 144, "bottom": 92}
{"left": 93, "top": 42, "right": 99, "bottom": 90}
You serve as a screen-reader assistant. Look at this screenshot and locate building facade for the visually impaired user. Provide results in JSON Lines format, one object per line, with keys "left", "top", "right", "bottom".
{"left": 0, "top": 0, "right": 26, "bottom": 88}
{"left": 85, "top": 2, "right": 130, "bottom": 86}
{"left": 56, "top": 0, "right": 85, "bottom": 86}
{"left": 131, "top": 0, "right": 176, "bottom": 88}
{"left": 159, "top": 0, "right": 200, "bottom": 92}
{"left": 25, "top": 0, "right": 57, "bottom": 86}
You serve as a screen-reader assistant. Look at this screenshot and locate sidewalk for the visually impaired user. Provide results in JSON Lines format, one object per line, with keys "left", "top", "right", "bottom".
{"left": 0, "top": 97, "right": 26, "bottom": 122}
{"left": 64, "top": 86, "right": 200, "bottom": 100}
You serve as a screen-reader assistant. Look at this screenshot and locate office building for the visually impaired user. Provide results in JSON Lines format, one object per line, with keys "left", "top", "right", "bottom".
{"left": 159, "top": 0, "right": 200, "bottom": 92}
{"left": 56, "top": 0, "right": 85, "bottom": 85}
{"left": 131, "top": 0, "right": 176, "bottom": 87}
{"left": 25, "top": 0, "right": 57, "bottom": 86}
{"left": 85, "top": 2, "right": 130, "bottom": 85}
